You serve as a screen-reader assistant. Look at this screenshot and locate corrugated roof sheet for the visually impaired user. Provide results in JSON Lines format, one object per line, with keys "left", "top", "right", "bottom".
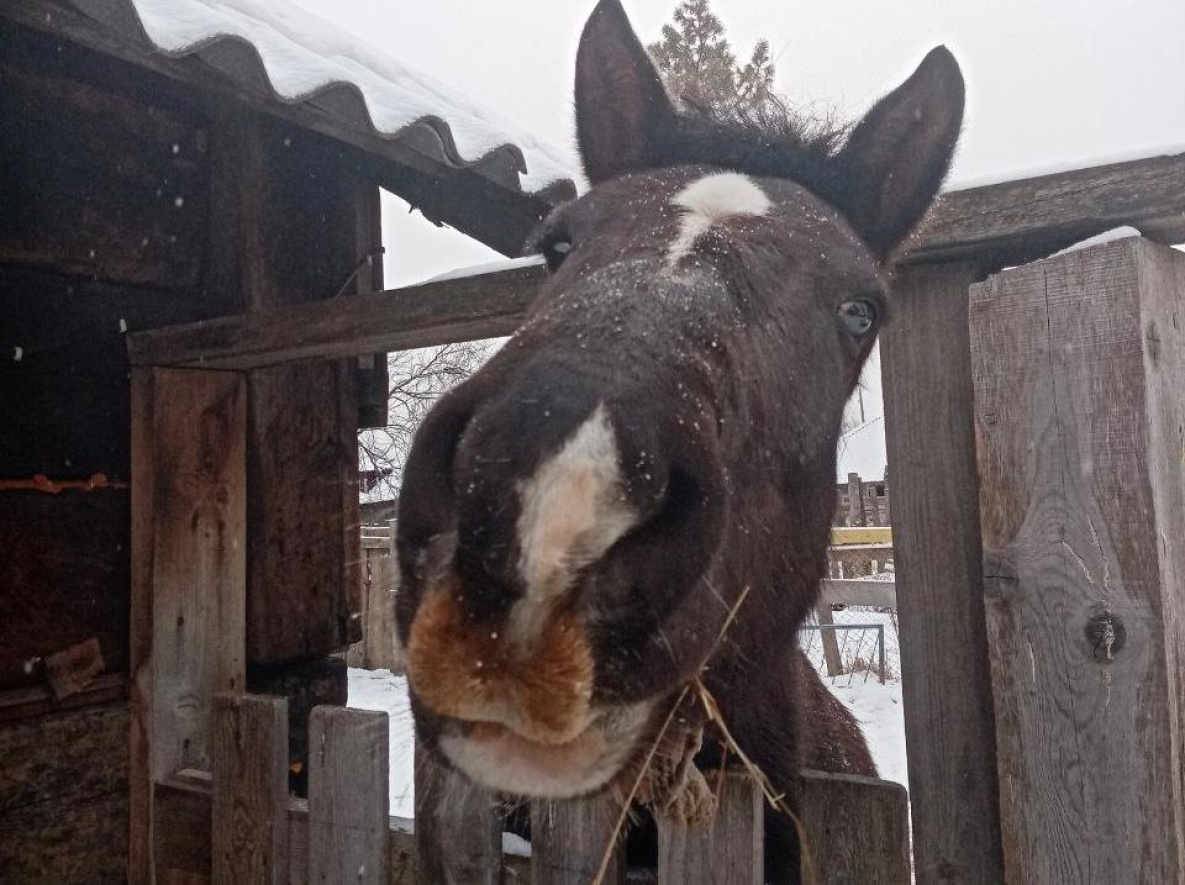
{"left": 62, "top": 0, "right": 579, "bottom": 205}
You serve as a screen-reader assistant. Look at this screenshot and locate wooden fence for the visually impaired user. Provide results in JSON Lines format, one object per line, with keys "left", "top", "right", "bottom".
{"left": 127, "top": 151, "right": 1185, "bottom": 884}
{"left": 347, "top": 525, "right": 401, "bottom": 671}
{"left": 151, "top": 691, "right": 908, "bottom": 884}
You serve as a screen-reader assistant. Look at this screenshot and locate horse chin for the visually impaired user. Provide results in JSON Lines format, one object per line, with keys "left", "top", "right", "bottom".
{"left": 436, "top": 700, "right": 656, "bottom": 799}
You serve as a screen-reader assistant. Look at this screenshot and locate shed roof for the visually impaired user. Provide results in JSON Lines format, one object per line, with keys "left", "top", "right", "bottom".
{"left": 18, "top": 0, "right": 579, "bottom": 253}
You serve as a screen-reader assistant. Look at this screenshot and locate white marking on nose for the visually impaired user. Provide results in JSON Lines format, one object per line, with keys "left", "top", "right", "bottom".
{"left": 512, "top": 404, "right": 636, "bottom": 645}
{"left": 667, "top": 172, "right": 772, "bottom": 264}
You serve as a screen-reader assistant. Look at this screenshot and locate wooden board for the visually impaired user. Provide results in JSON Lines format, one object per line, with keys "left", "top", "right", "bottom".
{"left": 800, "top": 770, "right": 910, "bottom": 885}
{"left": 128, "top": 262, "right": 544, "bottom": 370}
{"left": 130, "top": 367, "right": 248, "bottom": 884}
{"left": 969, "top": 238, "right": 1185, "bottom": 882}
{"left": 904, "top": 151, "right": 1185, "bottom": 267}
{"left": 819, "top": 579, "right": 896, "bottom": 609}
{"left": 414, "top": 741, "right": 502, "bottom": 885}
{"left": 657, "top": 770, "right": 762, "bottom": 885}
{"left": 813, "top": 603, "right": 844, "bottom": 678}
{"left": 203, "top": 106, "right": 362, "bottom": 664}
{"left": 880, "top": 260, "right": 1006, "bottom": 885}
{"left": 212, "top": 693, "right": 290, "bottom": 885}
{"left": 0, "top": 703, "right": 129, "bottom": 883}
{"left": 307, "top": 707, "right": 389, "bottom": 885}
{"left": 152, "top": 779, "right": 534, "bottom": 885}
{"left": 529, "top": 794, "right": 626, "bottom": 885}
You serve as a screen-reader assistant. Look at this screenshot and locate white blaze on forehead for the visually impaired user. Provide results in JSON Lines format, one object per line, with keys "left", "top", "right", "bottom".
{"left": 668, "top": 171, "right": 772, "bottom": 263}
{"left": 512, "top": 404, "right": 636, "bottom": 644}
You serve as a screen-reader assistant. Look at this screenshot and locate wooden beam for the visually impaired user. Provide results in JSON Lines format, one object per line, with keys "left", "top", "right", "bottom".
{"left": 800, "top": 770, "right": 910, "bottom": 885}
{"left": 880, "top": 261, "right": 1005, "bottom": 885}
{"left": 307, "top": 707, "right": 390, "bottom": 885}
{"left": 529, "top": 795, "right": 627, "bottom": 885}
{"left": 657, "top": 770, "right": 763, "bottom": 885}
{"left": 128, "top": 262, "right": 544, "bottom": 370}
{"left": 819, "top": 579, "right": 897, "bottom": 609}
{"left": 905, "top": 151, "right": 1185, "bottom": 266}
{"left": 969, "top": 238, "right": 1185, "bottom": 881}
{"left": 125, "top": 151, "right": 1185, "bottom": 373}
{"left": 129, "top": 367, "right": 248, "bottom": 885}
{"left": 813, "top": 602, "right": 844, "bottom": 678}
{"left": 212, "top": 693, "right": 290, "bottom": 885}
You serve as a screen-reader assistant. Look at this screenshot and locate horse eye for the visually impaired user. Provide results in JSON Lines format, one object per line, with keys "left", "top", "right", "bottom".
{"left": 838, "top": 300, "right": 878, "bottom": 337}
{"left": 542, "top": 237, "right": 573, "bottom": 272}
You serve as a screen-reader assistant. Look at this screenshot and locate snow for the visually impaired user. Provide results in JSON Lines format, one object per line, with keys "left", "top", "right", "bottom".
{"left": 422, "top": 254, "right": 545, "bottom": 285}
{"left": 126, "top": 0, "right": 577, "bottom": 191}
{"left": 347, "top": 668, "right": 415, "bottom": 819}
{"left": 1048, "top": 225, "right": 1141, "bottom": 257}
{"left": 947, "top": 143, "right": 1185, "bottom": 191}
{"left": 824, "top": 678, "right": 908, "bottom": 787}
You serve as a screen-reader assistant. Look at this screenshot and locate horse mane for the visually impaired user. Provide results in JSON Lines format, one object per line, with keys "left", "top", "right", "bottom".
{"left": 652, "top": 93, "right": 856, "bottom": 213}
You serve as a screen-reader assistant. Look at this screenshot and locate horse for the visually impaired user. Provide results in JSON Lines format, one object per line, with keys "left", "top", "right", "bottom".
{"left": 395, "top": 1, "right": 964, "bottom": 879}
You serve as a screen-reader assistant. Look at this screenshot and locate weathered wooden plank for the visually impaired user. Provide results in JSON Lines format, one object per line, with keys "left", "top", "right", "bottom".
{"left": 414, "top": 741, "right": 502, "bottom": 885}
{"left": 657, "top": 770, "right": 763, "bottom": 885}
{"left": 307, "top": 707, "right": 389, "bottom": 885}
{"left": 129, "top": 367, "right": 158, "bottom": 885}
{"left": 146, "top": 368, "right": 247, "bottom": 778}
{"left": 819, "top": 579, "right": 897, "bottom": 609}
{"left": 153, "top": 778, "right": 534, "bottom": 885}
{"left": 202, "top": 105, "right": 362, "bottom": 664}
{"left": 130, "top": 367, "right": 248, "bottom": 884}
{"left": 529, "top": 794, "right": 626, "bottom": 885}
{"left": 880, "top": 260, "right": 1005, "bottom": 885}
{"left": 362, "top": 553, "right": 400, "bottom": 670}
{"left": 800, "top": 770, "right": 910, "bottom": 885}
{"left": 127, "top": 262, "right": 544, "bottom": 370}
{"left": 904, "top": 151, "right": 1185, "bottom": 266}
{"left": 813, "top": 602, "right": 844, "bottom": 678}
{"left": 969, "top": 237, "right": 1185, "bottom": 882}
{"left": 212, "top": 693, "right": 290, "bottom": 885}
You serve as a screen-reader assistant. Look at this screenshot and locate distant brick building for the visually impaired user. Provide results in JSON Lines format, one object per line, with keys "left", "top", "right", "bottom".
{"left": 834, "top": 471, "right": 890, "bottom": 527}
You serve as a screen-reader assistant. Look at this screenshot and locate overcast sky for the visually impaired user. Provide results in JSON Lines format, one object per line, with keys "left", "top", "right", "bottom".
{"left": 293, "top": 0, "right": 1185, "bottom": 479}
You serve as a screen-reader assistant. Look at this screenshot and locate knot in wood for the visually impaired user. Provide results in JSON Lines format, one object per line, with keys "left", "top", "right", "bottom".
{"left": 1085, "top": 608, "right": 1125, "bottom": 663}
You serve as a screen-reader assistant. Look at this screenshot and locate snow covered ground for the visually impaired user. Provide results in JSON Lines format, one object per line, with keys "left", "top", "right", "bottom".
{"left": 347, "top": 612, "right": 908, "bottom": 819}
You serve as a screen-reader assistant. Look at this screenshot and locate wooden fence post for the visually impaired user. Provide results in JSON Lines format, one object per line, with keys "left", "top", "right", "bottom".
{"left": 813, "top": 602, "right": 844, "bottom": 677}
{"left": 212, "top": 693, "right": 289, "bottom": 884}
{"left": 129, "top": 367, "right": 247, "bottom": 884}
{"left": 969, "top": 237, "right": 1185, "bottom": 881}
{"left": 881, "top": 260, "right": 1006, "bottom": 884}
{"left": 308, "top": 707, "right": 389, "bottom": 885}
{"left": 530, "top": 795, "right": 627, "bottom": 885}
{"left": 414, "top": 740, "right": 502, "bottom": 884}
{"left": 800, "top": 770, "right": 911, "bottom": 885}
{"left": 657, "top": 770, "right": 763, "bottom": 885}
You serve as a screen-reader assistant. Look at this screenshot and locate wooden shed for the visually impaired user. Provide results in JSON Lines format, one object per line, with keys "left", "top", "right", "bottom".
{"left": 0, "top": 1, "right": 574, "bottom": 879}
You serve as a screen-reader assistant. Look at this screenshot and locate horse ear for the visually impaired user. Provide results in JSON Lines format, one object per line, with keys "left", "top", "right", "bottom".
{"left": 575, "top": 0, "right": 678, "bottom": 183}
{"left": 836, "top": 47, "right": 965, "bottom": 258}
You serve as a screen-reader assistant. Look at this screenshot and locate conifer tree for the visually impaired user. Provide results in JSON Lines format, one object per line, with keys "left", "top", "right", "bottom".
{"left": 648, "top": 0, "right": 776, "bottom": 116}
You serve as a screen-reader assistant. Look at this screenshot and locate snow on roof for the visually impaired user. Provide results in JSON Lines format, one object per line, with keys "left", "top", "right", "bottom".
{"left": 91, "top": 0, "right": 579, "bottom": 195}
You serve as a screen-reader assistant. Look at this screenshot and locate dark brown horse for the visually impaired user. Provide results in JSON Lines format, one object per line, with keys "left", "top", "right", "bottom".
{"left": 396, "top": 1, "right": 963, "bottom": 878}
